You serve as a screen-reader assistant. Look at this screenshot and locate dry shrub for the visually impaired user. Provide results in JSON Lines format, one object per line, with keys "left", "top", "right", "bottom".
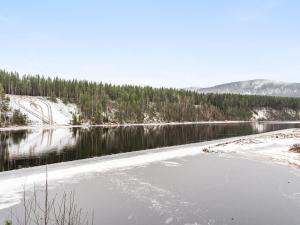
{"left": 6, "top": 167, "right": 94, "bottom": 225}
{"left": 289, "top": 144, "right": 300, "bottom": 153}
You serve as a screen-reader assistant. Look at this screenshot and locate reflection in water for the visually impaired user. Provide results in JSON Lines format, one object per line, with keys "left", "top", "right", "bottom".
{"left": 0, "top": 128, "right": 77, "bottom": 171}
{"left": 8, "top": 129, "right": 77, "bottom": 159}
{"left": 0, "top": 123, "right": 299, "bottom": 171}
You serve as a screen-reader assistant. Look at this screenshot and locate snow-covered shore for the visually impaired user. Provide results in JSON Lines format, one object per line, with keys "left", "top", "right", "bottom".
{"left": 203, "top": 128, "right": 300, "bottom": 167}
{"left": 0, "top": 128, "right": 300, "bottom": 211}
{"left": 0, "top": 120, "right": 253, "bottom": 131}
{"left": 2, "top": 120, "right": 300, "bottom": 132}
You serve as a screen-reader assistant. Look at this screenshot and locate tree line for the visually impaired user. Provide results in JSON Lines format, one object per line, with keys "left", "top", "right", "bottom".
{"left": 0, "top": 80, "right": 27, "bottom": 126}
{"left": 1, "top": 69, "right": 300, "bottom": 124}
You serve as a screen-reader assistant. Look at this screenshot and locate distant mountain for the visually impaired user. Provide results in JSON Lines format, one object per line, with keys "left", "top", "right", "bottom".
{"left": 189, "top": 79, "right": 300, "bottom": 97}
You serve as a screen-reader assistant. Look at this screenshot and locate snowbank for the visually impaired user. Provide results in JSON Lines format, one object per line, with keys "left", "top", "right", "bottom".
{"left": 204, "top": 129, "right": 300, "bottom": 167}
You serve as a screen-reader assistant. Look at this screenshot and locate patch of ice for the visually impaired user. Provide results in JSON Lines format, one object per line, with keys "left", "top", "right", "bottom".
{"left": 107, "top": 172, "right": 211, "bottom": 224}
{"left": 0, "top": 143, "right": 208, "bottom": 210}
{"left": 165, "top": 217, "right": 174, "bottom": 224}
{"left": 161, "top": 161, "right": 181, "bottom": 167}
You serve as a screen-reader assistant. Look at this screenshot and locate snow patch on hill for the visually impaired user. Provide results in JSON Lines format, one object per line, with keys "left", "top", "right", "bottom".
{"left": 252, "top": 108, "right": 269, "bottom": 120}
{"left": 252, "top": 108, "right": 300, "bottom": 121}
{"left": 7, "top": 95, "right": 78, "bottom": 125}
{"left": 189, "top": 79, "right": 300, "bottom": 97}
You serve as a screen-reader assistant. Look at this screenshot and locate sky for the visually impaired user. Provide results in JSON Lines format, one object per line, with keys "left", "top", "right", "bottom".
{"left": 0, "top": 0, "right": 300, "bottom": 88}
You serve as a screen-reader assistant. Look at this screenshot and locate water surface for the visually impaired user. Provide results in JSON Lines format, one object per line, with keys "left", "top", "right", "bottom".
{"left": 1, "top": 122, "right": 299, "bottom": 171}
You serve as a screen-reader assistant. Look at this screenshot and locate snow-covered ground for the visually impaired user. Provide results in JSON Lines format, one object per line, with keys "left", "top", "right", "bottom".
{"left": 252, "top": 108, "right": 269, "bottom": 120}
{"left": 204, "top": 128, "right": 300, "bottom": 167}
{"left": 251, "top": 107, "right": 300, "bottom": 121}
{"left": 0, "top": 128, "right": 299, "bottom": 211}
{"left": 8, "top": 95, "right": 78, "bottom": 125}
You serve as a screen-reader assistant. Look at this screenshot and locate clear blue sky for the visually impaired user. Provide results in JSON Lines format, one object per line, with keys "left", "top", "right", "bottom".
{"left": 0, "top": 0, "right": 299, "bottom": 87}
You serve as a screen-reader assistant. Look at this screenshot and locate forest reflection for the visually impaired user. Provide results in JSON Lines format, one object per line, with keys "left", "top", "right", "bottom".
{"left": 0, "top": 122, "right": 299, "bottom": 171}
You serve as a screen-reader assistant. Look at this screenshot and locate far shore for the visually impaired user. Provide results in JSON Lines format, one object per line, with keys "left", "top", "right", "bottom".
{"left": 1, "top": 120, "right": 300, "bottom": 131}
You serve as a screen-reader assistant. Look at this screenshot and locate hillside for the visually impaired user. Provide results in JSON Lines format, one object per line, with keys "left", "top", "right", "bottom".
{"left": 8, "top": 95, "right": 77, "bottom": 125}
{"left": 1, "top": 70, "right": 300, "bottom": 125}
{"left": 189, "top": 79, "right": 300, "bottom": 97}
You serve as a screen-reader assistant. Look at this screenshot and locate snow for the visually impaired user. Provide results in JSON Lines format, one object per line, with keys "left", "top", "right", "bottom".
{"left": 143, "top": 112, "right": 163, "bottom": 123}
{"left": 8, "top": 95, "right": 78, "bottom": 125}
{"left": 252, "top": 108, "right": 269, "bottom": 120}
{"left": 204, "top": 129, "right": 300, "bottom": 167}
{"left": 251, "top": 107, "right": 299, "bottom": 121}
{"left": 190, "top": 79, "right": 300, "bottom": 97}
{"left": 0, "top": 129, "right": 299, "bottom": 211}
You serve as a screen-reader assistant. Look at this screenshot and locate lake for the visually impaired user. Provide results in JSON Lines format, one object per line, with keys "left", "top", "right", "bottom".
{"left": 1, "top": 122, "right": 300, "bottom": 172}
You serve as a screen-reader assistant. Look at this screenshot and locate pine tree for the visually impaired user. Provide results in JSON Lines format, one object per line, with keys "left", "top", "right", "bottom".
{"left": 1, "top": 69, "right": 300, "bottom": 124}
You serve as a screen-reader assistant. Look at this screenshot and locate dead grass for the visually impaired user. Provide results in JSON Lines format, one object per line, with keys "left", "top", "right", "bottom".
{"left": 289, "top": 144, "right": 300, "bottom": 153}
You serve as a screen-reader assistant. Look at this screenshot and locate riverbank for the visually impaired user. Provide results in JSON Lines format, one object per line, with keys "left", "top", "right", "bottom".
{"left": 1, "top": 128, "right": 300, "bottom": 224}
{"left": 204, "top": 128, "right": 300, "bottom": 168}
{"left": 2, "top": 120, "right": 300, "bottom": 131}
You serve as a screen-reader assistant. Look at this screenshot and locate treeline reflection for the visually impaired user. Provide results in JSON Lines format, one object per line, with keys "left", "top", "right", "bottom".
{"left": 0, "top": 123, "right": 299, "bottom": 171}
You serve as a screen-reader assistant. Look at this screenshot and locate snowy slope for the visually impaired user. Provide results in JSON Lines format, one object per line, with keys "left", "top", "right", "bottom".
{"left": 8, "top": 95, "right": 78, "bottom": 125}
{"left": 189, "top": 79, "right": 300, "bottom": 97}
